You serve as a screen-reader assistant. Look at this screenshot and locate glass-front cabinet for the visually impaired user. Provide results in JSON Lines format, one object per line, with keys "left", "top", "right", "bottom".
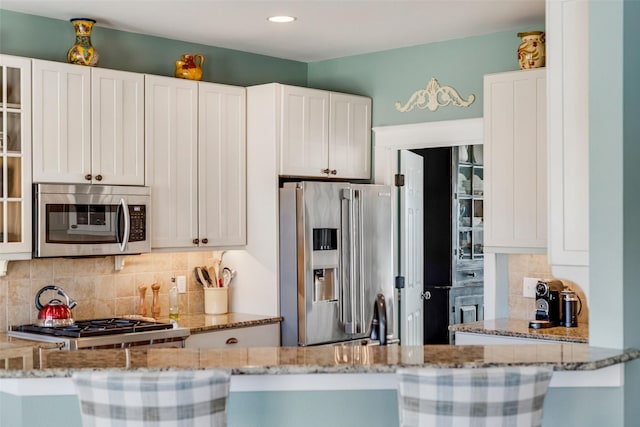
{"left": 454, "top": 144, "right": 483, "bottom": 284}
{"left": 0, "top": 55, "right": 32, "bottom": 257}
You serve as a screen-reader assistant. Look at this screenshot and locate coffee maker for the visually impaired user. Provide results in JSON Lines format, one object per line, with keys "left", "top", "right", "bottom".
{"left": 529, "top": 280, "right": 564, "bottom": 328}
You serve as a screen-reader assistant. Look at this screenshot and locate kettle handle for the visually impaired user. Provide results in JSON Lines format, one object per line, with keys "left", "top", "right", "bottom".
{"left": 35, "top": 285, "right": 77, "bottom": 310}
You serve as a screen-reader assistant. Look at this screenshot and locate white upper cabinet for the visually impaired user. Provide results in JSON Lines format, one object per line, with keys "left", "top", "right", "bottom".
{"left": 198, "top": 82, "right": 246, "bottom": 247}
{"left": 32, "top": 60, "right": 144, "bottom": 185}
{"left": 146, "top": 74, "right": 246, "bottom": 250}
{"left": 32, "top": 60, "right": 90, "bottom": 183}
{"left": 547, "top": 0, "right": 589, "bottom": 268}
{"left": 91, "top": 68, "right": 145, "bottom": 185}
{"left": 280, "top": 85, "right": 329, "bottom": 177}
{"left": 329, "top": 92, "right": 372, "bottom": 180}
{"left": 146, "top": 75, "right": 199, "bottom": 249}
{"left": 483, "top": 68, "right": 547, "bottom": 253}
{"left": 0, "top": 54, "right": 32, "bottom": 258}
{"left": 276, "top": 84, "right": 372, "bottom": 179}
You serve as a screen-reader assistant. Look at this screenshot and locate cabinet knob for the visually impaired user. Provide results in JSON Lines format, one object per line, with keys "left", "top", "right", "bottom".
{"left": 330, "top": 169, "right": 337, "bottom": 175}
{"left": 466, "top": 272, "right": 477, "bottom": 278}
{"left": 94, "top": 174, "right": 103, "bottom": 181}
{"left": 84, "top": 174, "right": 92, "bottom": 181}
{"left": 421, "top": 291, "right": 432, "bottom": 300}
{"left": 201, "top": 238, "right": 208, "bottom": 244}
{"left": 225, "top": 337, "right": 238, "bottom": 345}
{"left": 321, "top": 168, "right": 330, "bottom": 174}
{"left": 192, "top": 238, "right": 199, "bottom": 245}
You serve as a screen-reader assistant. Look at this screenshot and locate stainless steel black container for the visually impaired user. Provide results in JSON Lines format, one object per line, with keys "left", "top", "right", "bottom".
{"left": 560, "top": 289, "right": 581, "bottom": 327}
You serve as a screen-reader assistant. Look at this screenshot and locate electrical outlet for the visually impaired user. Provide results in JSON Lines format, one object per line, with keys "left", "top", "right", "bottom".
{"left": 177, "top": 275, "right": 187, "bottom": 293}
{"left": 522, "top": 277, "right": 540, "bottom": 298}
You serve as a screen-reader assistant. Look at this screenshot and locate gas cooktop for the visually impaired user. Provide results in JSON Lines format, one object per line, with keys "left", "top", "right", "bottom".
{"left": 11, "top": 318, "right": 174, "bottom": 338}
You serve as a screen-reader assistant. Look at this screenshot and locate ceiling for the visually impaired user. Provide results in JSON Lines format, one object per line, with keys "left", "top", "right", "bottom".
{"left": 1, "top": 0, "right": 545, "bottom": 62}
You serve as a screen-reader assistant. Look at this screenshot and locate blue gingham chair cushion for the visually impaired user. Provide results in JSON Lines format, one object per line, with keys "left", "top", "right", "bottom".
{"left": 72, "top": 370, "right": 231, "bottom": 427}
{"left": 397, "top": 366, "right": 553, "bottom": 427}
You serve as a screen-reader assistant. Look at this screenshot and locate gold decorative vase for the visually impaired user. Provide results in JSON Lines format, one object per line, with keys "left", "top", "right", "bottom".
{"left": 67, "top": 18, "right": 99, "bottom": 66}
{"left": 517, "top": 31, "right": 545, "bottom": 70}
{"left": 174, "top": 54, "right": 204, "bottom": 81}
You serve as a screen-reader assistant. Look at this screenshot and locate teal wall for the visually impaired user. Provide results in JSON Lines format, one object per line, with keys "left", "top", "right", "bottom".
{"left": 0, "top": 9, "right": 308, "bottom": 87}
{"left": 0, "top": 387, "right": 626, "bottom": 427}
{"left": 589, "top": 0, "right": 640, "bottom": 425}
{"left": 308, "top": 28, "right": 543, "bottom": 127}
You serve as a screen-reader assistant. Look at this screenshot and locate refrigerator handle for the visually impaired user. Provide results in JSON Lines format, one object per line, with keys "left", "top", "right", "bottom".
{"left": 339, "top": 189, "right": 351, "bottom": 328}
{"left": 341, "top": 188, "right": 357, "bottom": 334}
{"left": 356, "top": 189, "right": 366, "bottom": 334}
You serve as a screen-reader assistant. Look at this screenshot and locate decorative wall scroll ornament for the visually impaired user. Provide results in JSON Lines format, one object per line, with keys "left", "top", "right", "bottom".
{"left": 395, "top": 78, "right": 475, "bottom": 113}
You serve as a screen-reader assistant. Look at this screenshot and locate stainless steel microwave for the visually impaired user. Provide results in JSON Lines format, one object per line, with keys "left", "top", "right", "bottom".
{"left": 33, "top": 184, "right": 151, "bottom": 258}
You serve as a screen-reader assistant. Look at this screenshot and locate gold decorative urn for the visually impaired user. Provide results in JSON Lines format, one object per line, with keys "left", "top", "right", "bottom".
{"left": 67, "top": 18, "right": 99, "bottom": 66}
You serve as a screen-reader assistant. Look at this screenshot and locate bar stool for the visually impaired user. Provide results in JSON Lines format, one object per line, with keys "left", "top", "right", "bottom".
{"left": 72, "top": 370, "right": 231, "bottom": 426}
{"left": 397, "top": 366, "right": 553, "bottom": 427}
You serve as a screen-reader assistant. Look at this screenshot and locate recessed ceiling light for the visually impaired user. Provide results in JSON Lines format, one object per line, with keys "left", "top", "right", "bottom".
{"left": 268, "top": 15, "right": 296, "bottom": 23}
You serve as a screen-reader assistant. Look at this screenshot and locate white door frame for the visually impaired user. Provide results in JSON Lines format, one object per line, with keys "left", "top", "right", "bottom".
{"left": 372, "top": 118, "right": 498, "bottom": 337}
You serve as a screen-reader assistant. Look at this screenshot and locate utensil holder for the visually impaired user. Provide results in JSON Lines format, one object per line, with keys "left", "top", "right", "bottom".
{"left": 204, "top": 287, "right": 228, "bottom": 314}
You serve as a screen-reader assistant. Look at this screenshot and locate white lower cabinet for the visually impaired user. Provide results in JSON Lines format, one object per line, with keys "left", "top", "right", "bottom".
{"left": 454, "top": 331, "right": 558, "bottom": 345}
{"left": 185, "top": 323, "right": 280, "bottom": 348}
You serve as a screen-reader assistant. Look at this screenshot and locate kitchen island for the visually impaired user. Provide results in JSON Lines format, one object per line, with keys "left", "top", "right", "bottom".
{"left": 1, "top": 343, "right": 638, "bottom": 427}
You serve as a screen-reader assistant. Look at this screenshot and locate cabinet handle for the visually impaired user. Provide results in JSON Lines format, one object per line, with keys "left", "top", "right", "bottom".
{"left": 202, "top": 238, "right": 208, "bottom": 244}
{"left": 466, "top": 272, "right": 477, "bottom": 277}
{"left": 226, "top": 337, "right": 238, "bottom": 345}
{"left": 330, "top": 169, "right": 337, "bottom": 175}
{"left": 84, "top": 174, "right": 92, "bottom": 181}
{"left": 322, "top": 168, "right": 330, "bottom": 174}
{"left": 193, "top": 238, "right": 199, "bottom": 245}
{"left": 95, "top": 174, "right": 103, "bottom": 181}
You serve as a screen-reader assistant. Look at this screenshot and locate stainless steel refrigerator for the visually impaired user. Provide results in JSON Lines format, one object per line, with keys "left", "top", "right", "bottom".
{"left": 279, "top": 181, "right": 395, "bottom": 346}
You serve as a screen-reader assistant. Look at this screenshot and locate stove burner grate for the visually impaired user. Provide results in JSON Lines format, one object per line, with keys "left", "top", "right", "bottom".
{"left": 12, "top": 318, "right": 174, "bottom": 338}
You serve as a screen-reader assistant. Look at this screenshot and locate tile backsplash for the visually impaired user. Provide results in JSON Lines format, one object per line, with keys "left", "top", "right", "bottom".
{"left": 0, "top": 252, "right": 213, "bottom": 332}
{"left": 507, "top": 254, "right": 588, "bottom": 325}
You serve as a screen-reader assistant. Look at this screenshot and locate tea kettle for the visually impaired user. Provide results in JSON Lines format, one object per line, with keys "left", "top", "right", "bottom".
{"left": 35, "top": 285, "right": 77, "bottom": 327}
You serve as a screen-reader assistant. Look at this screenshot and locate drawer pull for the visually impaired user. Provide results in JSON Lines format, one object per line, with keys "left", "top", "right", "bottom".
{"left": 226, "top": 337, "right": 238, "bottom": 345}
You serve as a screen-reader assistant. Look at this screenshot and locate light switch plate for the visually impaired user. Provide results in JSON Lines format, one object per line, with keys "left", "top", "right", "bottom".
{"left": 177, "top": 275, "right": 187, "bottom": 293}
{"left": 522, "top": 277, "right": 539, "bottom": 298}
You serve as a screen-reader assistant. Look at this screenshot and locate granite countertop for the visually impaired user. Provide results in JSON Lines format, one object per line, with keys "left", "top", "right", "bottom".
{"left": 166, "top": 313, "right": 283, "bottom": 334}
{"left": 2, "top": 343, "right": 638, "bottom": 378}
{"left": 449, "top": 318, "right": 589, "bottom": 343}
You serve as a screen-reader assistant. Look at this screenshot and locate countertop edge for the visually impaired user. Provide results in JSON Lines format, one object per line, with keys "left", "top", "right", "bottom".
{"left": 1, "top": 346, "right": 638, "bottom": 379}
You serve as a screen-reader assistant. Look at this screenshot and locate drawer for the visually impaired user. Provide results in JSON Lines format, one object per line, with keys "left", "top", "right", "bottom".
{"left": 185, "top": 323, "right": 280, "bottom": 349}
{"left": 455, "top": 267, "right": 484, "bottom": 284}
